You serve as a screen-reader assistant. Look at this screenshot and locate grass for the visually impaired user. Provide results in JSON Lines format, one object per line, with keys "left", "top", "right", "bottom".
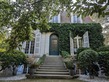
{"left": 0, "top": 79, "right": 85, "bottom": 82}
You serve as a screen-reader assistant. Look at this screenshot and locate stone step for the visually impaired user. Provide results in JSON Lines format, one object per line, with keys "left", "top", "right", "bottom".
{"left": 35, "top": 71, "right": 69, "bottom": 75}
{"left": 44, "top": 62, "right": 62, "bottom": 63}
{"left": 26, "top": 56, "right": 73, "bottom": 79}
{"left": 36, "top": 69, "right": 69, "bottom": 72}
{"left": 39, "top": 66, "right": 65, "bottom": 69}
{"left": 43, "top": 64, "right": 64, "bottom": 66}
{"left": 40, "top": 65, "right": 64, "bottom": 67}
{"left": 40, "top": 66, "right": 65, "bottom": 68}
{"left": 27, "top": 74, "right": 73, "bottom": 79}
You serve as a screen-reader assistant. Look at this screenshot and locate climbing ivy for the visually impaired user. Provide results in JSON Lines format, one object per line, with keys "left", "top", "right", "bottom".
{"left": 34, "top": 23, "right": 104, "bottom": 53}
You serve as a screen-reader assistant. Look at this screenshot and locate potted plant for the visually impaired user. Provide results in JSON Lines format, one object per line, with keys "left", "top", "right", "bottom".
{"left": 28, "top": 63, "right": 39, "bottom": 75}
{"left": 65, "top": 60, "right": 75, "bottom": 76}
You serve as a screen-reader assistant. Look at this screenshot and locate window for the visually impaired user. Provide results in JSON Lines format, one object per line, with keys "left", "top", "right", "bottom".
{"left": 73, "top": 15, "right": 77, "bottom": 23}
{"left": 73, "top": 15, "right": 81, "bottom": 23}
{"left": 25, "top": 41, "right": 29, "bottom": 54}
{"left": 30, "top": 39, "right": 35, "bottom": 54}
{"left": 51, "top": 16, "right": 58, "bottom": 23}
{"left": 25, "top": 39, "right": 35, "bottom": 54}
{"left": 77, "top": 16, "right": 81, "bottom": 23}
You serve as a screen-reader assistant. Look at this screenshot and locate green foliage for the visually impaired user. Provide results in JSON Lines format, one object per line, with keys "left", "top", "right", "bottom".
{"left": 77, "top": 47, "right": 91, "bottom": 55}
{"left": 0, "top": 50, "right": 27, "bottom": 70}
{"left": 98, "top": 51, "right": 109, "bottom": 76}
{"left": 40, "top": 23, "right": 103, "bottom": 53}
{"left": 36, "top": 54, "right": 46, "bottom": 65}
{"left": 29, "top": 63, "right": 39, "bottom": 69}
{"left": 65, "top": 60, "right": 75, "bottom": 69}
{"left": 64, "top": 55, "right": 75, "bottom": 69}
{"left": 72, "top": 0, "right": 109, "bottom": 17}
{"left": 0, "top": 0, "right": 73, "bottom": 51}
{"left": 61, "top": 51, "right": 70, "bottom": 58}
{"left": 76, "top": 47, "right": 91, "bottom": 60}
{"left": 78, "top": 49, "right": 98, "bottom": 69}
{"left": 97, "top": 46, "right": 109, "bottom": 52}
{"left": 0, "top": 1, "right": 104, "bottom": 52}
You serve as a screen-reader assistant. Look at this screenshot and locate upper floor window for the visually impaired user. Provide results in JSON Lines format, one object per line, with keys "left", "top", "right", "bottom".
{"left": 73, "top": 15, "right": 81, "bottom": 23}
{"left": 51, "top": 16, "right": 58, "bottom": 23}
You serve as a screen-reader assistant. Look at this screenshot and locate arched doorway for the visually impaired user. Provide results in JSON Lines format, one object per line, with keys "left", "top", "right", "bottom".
{"left": 49, "top": 34, "right": 59, "bottom": 55}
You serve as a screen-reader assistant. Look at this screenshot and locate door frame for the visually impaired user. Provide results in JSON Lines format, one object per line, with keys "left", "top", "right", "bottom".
{"left": 49, "top": 33, "right": 59, "bottom": 55}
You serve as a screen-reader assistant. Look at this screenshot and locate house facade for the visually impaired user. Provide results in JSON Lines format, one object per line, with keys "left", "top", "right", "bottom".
{"left": 21, "top": 11, "right": 92, "bottom": 57}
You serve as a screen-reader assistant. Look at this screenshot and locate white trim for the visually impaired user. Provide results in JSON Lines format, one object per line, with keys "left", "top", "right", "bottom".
{"left": 80, "top": 15, "right": 83, "bottom": 23}
{"left": 28, "top": 41, "right": 31, "bottom": 55}
{"left": 34, "top": 32, "right": 37, "bottom": 55}
{"left": 71, "top": 13, "right": 73, "bottom": 23}
{"left": 58, "top": 13, "right": 61, "bottom": 23}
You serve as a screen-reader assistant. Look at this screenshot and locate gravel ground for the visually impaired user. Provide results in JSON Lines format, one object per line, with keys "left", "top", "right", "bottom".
{"left": 0, "top": 74, "right": 109, "bottom": 82}
{"left": 0, "top": 74, "right": 26, "bottom": 80}
{"left": 78, "top": 75, "right": 109, "bottom": 82}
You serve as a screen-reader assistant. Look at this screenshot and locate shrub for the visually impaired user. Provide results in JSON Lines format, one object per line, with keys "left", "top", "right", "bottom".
{"left": 63, "top": 55, "right": 75, "bottom": 70}
{"left": 61, "top": 51, "right": 70, "bottom": 58}
{"left": 78, "top": 49, "right": 98, "bottom": 78}
{"left": 29, "top": 63, "right": 39, "bottom": 69}
{"left": 76, "top": 47, "right": 91, "bottom": 60}
{"left": 36, "top": 54, "right": 46, "bottom": 65}
{"left": 97, "top": 46, "right": 109, "bottom": 52}
{"left": 98, "top": 51, "right": 109, "bottom": 76}
{"left": 65, "top": 60, "right": 75, "bottom": 69}
{"left": 77, "top": 47, "right": 91, "bottom": 55}
{"left": 0, "top": 50, "right": 27, "bottom": 75}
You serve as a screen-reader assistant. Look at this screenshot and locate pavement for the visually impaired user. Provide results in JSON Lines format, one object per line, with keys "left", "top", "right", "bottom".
{"left": 78, "top": 75, "right": 109, "bottom": 82}
{"left": 0, "top": 74, "right": 26, "bottom": 80}
{"left": 0, "top": 74, "right": 109, "bottom": 82}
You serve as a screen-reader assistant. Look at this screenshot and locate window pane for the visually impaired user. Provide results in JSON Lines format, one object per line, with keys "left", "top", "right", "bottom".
{"left": 77, "top": 17, "right": 81, "bottom": 23}
{"left": 30, "top": 39, "right": 35, "bottom": 54}
{"left": 73, "top": 15, "right": 77, "bottom": 23}
{"left": 25, "top": 41, "right": 30, "bottom": 54}
{"left": 52, "top": 16, "right": 58, "bottom": 23}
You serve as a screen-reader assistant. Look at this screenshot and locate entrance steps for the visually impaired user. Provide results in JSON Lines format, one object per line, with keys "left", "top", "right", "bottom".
{"left": 27, "top": 56, "right": 75, "bottom": 79}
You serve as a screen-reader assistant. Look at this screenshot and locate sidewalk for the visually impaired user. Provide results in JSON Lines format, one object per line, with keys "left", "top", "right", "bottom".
{"left": 0, "top": 74, "right": 26, "bottom": 80}
{"left": 78, "top": 75, "right": 109, "bottom": 82}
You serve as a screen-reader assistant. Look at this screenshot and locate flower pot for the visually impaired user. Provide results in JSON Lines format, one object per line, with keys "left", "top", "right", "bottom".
{"left": 28, "top": 68, "right": 36, "bottom": 75}
{"left": 69, "top": 69, "right": 74, "bottom": 76}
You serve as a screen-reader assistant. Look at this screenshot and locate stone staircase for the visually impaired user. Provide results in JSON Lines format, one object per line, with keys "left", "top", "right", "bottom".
{"left": 27, "top": 56, "right": 73, "bottom": 79}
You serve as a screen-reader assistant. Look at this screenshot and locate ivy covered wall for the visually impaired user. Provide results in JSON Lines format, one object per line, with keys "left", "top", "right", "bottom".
{"left": 34, "top": 23, "right": 104, "bottom": 53}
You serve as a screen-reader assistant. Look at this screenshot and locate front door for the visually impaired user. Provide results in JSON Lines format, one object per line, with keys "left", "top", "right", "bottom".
{"left": 49, "top": 34, "right": 59, "bottom": 55}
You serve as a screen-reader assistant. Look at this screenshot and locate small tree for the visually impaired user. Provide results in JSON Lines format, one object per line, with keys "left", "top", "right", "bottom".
{"left": 0, "top": 50, "right": 27, "bottom": 75}
{"left": 78, "top": 49, "right": 98, "bottom": 79}
{"left": 98, "top": 51, "right": 109, "bottom": 76}
{"left": 76, "top": 47, "right": 91, "bottom": 60}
